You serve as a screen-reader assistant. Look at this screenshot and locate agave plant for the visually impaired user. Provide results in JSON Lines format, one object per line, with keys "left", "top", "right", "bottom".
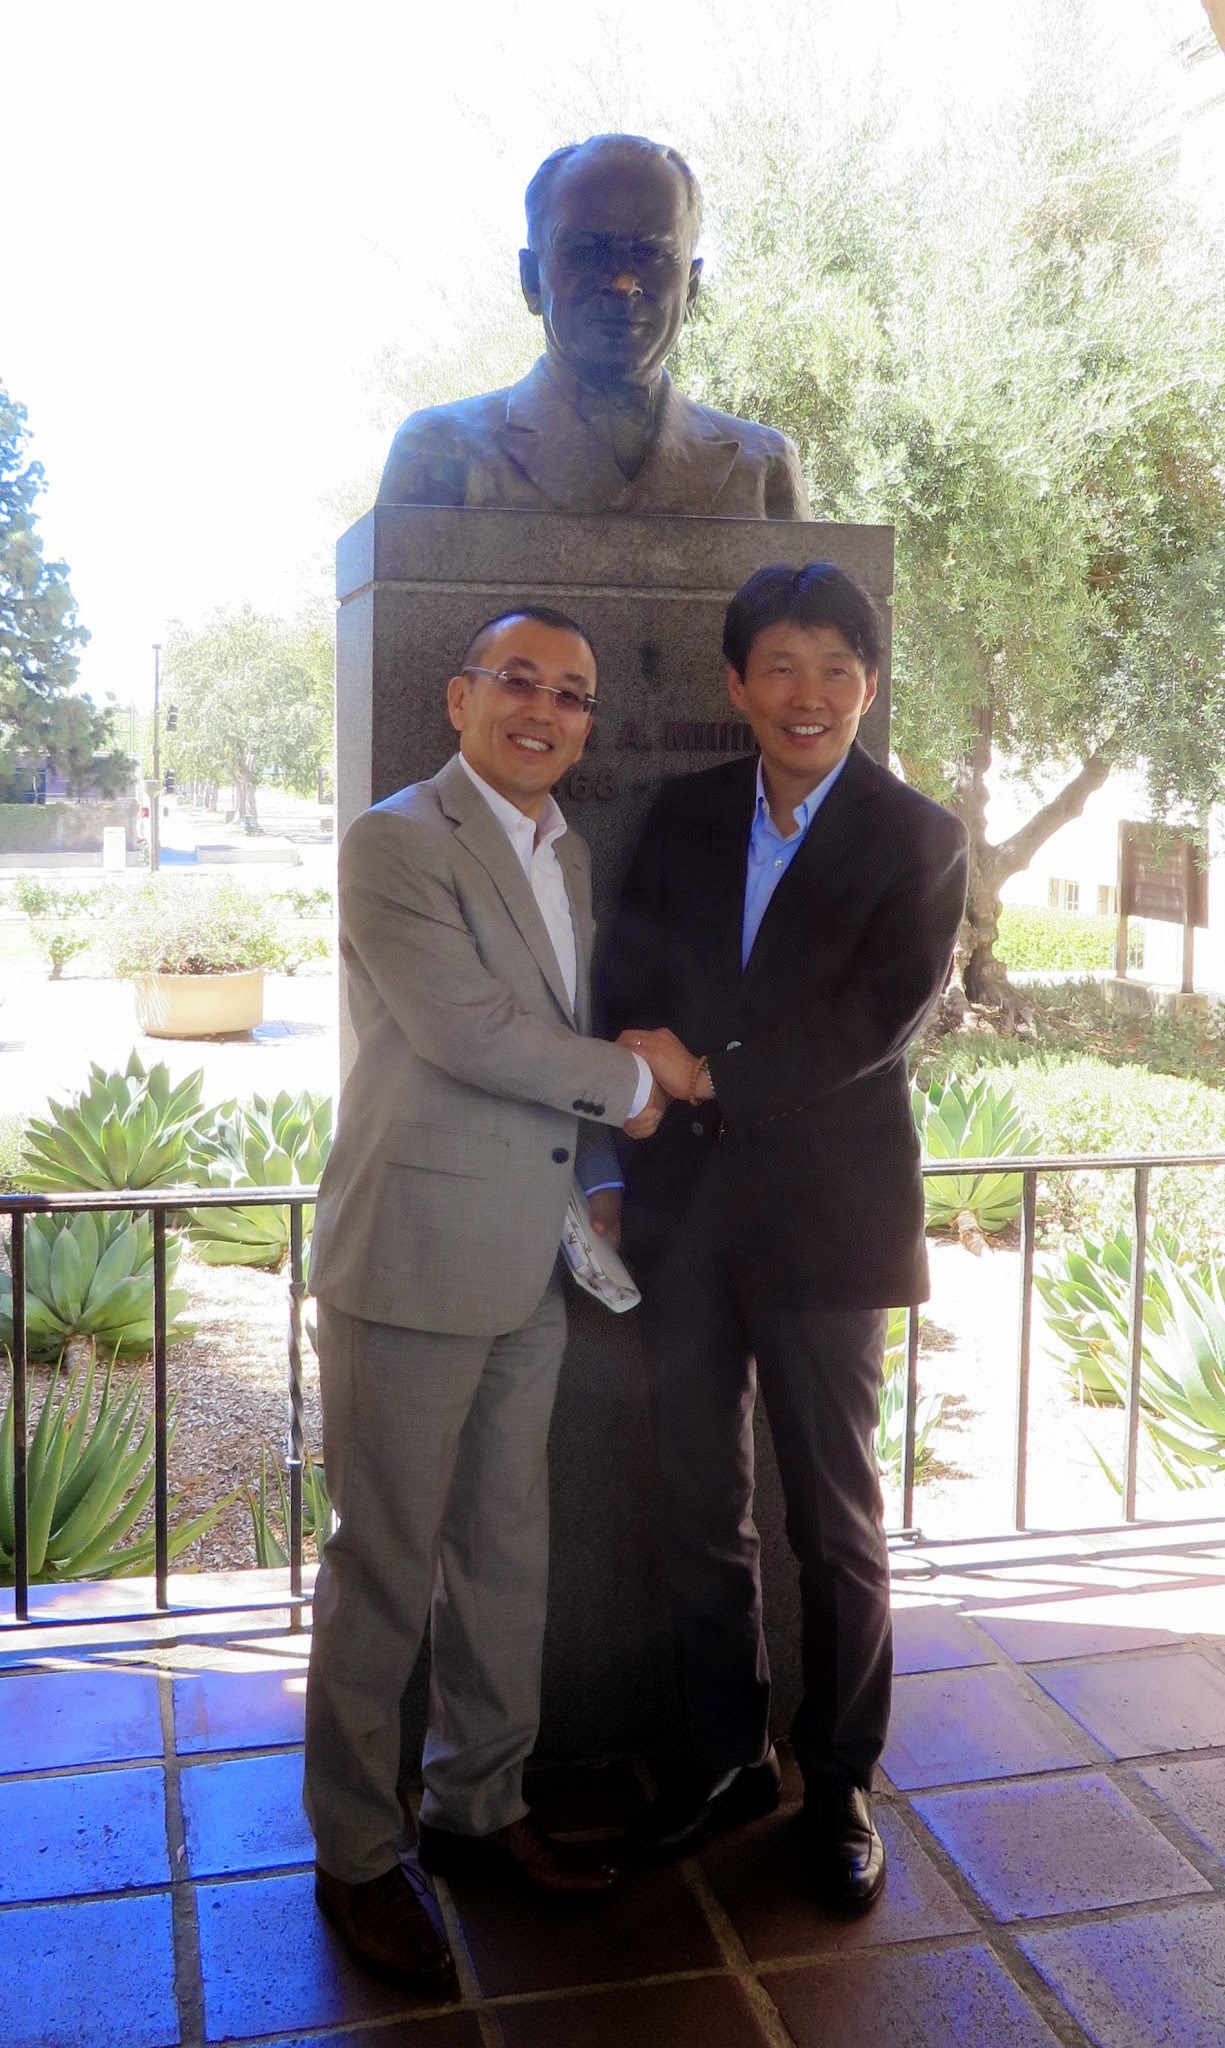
{"left": 912, "top": 1075, "right": 1041, "bottom": 1235}
{"left": 1040, "top": 1234, "right": 1225, "bottom": 1487}
{"left": 875, "top": 1307, "right": 947, "bottom": 1484}
{"left": 1035, "top": 1227, "right": 1183, "bottom": 1406}
{"left": 0, "top": 1355, "right": 231, "bottom": 1582}
{"left": 246, "top": 1443, "right": 334, "bottom": 1566}
{"left": 182, "top": 1090, "right": 332, "bottom": 1269}
{"left": 0, "top": 1211, "right": 192, "bottom": 1362}
{"left": 21, "top": 1053, "right": 206, "bottom": 1193}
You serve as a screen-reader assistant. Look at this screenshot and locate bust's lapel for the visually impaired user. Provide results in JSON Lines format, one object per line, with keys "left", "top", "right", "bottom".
{"left": 434, "top": 755, "right": 576, "bottom": 1024}
{"left": 633, "top": 381, "right": 741, "bottom": 513}
{"left": 497, "top": 360, "right": 632, "bottom": 513}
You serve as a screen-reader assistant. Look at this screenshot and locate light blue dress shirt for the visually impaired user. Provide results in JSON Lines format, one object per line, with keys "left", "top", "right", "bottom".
{"left": 742, "top": 754, "right": 847, "bottom": 967}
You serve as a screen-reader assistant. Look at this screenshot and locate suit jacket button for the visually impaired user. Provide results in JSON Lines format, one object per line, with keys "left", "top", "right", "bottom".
{"left": 572, "top": 1098, "right": 585, "bottom": 1111}
{"left": 726, "top": 1040, "right": 742, "bottom": 1051}
{"left": 593, "top": 1102, "right": 605, "bottom": 1116}
{"left": 552, "top": 1147, "right": 570, "bottom": 1164}
{"left": 691, "top": 1119, "right": 705, "bottom": 1137}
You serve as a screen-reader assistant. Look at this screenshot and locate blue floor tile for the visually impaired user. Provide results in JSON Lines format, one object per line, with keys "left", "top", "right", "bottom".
{"left": 1022, "top": 1900, "right": 1225, "bottom": 2048}
{"left": 181, "top": 1749, "right": 313, "bottom": 1877}
{"left": 0, "top": 1666, "right": 163, "bottom": 1774}
{"left": 0, "top": 1890, "right": 178, "bottom": 2048}
{"left": 0, "top": 1764, "right": 169, "bottom": 1902}
{"left": 883, "top": 1668, "right": 1088, "bottom": 1789}
{"left": 173, "top": 1665, "right": 306, "bottom": 1755}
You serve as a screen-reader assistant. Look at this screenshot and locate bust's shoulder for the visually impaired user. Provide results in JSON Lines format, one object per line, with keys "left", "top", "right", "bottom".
{"left": 672, "top": 388, "right": 796, "bottom": 459}
{"left": 383, "top": 388, "right": 514, "bottom": 460}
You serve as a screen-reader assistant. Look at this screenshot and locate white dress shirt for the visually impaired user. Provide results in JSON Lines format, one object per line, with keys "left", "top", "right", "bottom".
{"left": 458, "top": 754, "right": 653, "bottom": 1116}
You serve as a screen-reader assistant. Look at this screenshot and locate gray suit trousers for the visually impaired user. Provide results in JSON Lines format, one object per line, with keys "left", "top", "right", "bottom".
{"left": 304, "top": 1279, "right": 566, "bottom": 1883}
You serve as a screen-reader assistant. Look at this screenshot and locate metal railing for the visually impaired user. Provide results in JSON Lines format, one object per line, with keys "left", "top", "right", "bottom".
{"left": 3, "top": 1148, "right": 1225, "bottom": 1630}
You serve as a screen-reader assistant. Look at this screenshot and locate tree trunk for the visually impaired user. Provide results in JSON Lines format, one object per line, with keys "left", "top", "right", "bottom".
{"left": 950, "top": 703, "right": 1115, "bottom": 1015}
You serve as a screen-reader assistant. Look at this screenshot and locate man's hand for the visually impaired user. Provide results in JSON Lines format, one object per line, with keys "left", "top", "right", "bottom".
{"left": 587, "top": 1187, "right": 623, "bottom": 1249}
{"left": 623, "top": 1077, "right": 666, "bottom": 1140}
{"left": 618, "top": 1027, "right": 698, "bottom": 1101}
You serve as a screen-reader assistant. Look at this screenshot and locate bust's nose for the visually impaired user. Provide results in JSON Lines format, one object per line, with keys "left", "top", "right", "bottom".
{"left": 611, "top": 272, "right": 644, "bottom": 296}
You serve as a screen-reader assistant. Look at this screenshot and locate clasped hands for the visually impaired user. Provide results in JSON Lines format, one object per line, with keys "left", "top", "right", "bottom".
{"left": 619, "top": 1026, "right": 713, "bottom": 1140}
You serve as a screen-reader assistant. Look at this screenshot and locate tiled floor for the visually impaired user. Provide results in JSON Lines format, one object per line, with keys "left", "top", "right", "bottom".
{"left": 2, "top": 1539, "right": 1224, "bottom": 2048}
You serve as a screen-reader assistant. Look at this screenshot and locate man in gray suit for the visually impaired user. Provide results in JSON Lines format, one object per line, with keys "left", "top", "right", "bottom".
{"left": 378, "top": 133, "right": 810, "bottom": 520}
{"left": 305, "top": 607, "right": 660, "bottom": 1991}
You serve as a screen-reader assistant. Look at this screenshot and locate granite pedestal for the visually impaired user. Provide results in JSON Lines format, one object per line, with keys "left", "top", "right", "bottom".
{"left": 334, "top": 505, "right": 895, "bottom": 1765}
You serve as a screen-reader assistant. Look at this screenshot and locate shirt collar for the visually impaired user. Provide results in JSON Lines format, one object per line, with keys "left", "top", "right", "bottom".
{"left": 753, "top": 751, "right": 846, "bottom": 838}
{"left": 458, "top": 752, "right": 568, "bottom": 852}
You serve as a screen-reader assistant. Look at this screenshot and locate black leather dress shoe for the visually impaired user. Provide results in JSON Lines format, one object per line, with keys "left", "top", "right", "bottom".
{"left": 633, "top": 1746, "right": 783, "bottom": 1862}
{"left": 801, "top": 1780, "right": 886, "bottom": 1911}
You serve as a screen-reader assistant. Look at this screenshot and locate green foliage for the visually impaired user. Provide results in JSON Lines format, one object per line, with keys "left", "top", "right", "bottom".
{"left": 912, "top": 1075, "right": 1041, "bottom": 1233}
{"left": 246, "top": 1444, "right": 333, "bottom": 1566}
{"left": 996, "top": 906, "right": 1116, "bottom": 974}
{"left": 0, "top": 1355, "right": 227, "bottom": 1582}
{"left": 12, "top": 877, "right": 110, "bottom": 920}
{"left": 0, "top": 384, "right": 128, "bottom": 802}
{"left": 0, "top": 1209, "right": 192, "bottom": 1361}
{"left": 273, "top": 884, "right": 331, "bottom": 917}
{"left": 104, "top": 877, "right": 285, "bottom": 978}
{"left": 0, "top": 1113, "right": 25, "bottom": 1192}
{"left": 183, "top": 1090, "right": 332, "bottom": 1268}
{"left": 33, "top": 927, "right": 91, "bottom": 979}
{"left": 875, "top": 1308, "right": 947, "bottom": 1484}
{"left": 1004, "top": 1057, "right": 1225, "bottom": 1259}
{"left": 161, "top": 603, "right": 333, "bottom": 824}
{"left": 1039, "top": 1234, "right": 1225, "bottom": 1487}
{"left": 22, "top": 1053, "right": 206, "bottom": 1193}
{"left": 914, "top": 979, "right": 1225, "bottom": 1095}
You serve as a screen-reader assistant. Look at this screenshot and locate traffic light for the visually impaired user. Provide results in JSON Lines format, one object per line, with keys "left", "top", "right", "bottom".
{"left": 163, "top": 770, "right": 176, "bottom": 793}
{"left": 166, "top": 704, "right": 179, "bottom": 732}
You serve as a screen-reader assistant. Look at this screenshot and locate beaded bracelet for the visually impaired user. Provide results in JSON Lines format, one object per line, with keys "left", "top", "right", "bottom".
{"left": 687, "top": 1054, "right": 712, "bottom": 1107}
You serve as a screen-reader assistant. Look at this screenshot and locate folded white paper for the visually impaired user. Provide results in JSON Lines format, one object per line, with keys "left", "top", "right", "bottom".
{"left": 560, "top": 1181, "right": 641, "bottom": 1313}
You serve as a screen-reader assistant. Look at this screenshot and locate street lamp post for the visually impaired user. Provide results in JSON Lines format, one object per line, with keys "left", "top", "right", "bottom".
{"left": 149, "top": 642, "right": 162, "bottom": 873}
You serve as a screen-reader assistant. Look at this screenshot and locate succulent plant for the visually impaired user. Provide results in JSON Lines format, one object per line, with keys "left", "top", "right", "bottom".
{"left": 912, "top": 1074, "right": 1041, "bottom": 1235}
{"left": 875, "top": 1307, "right": 947, "bottom": 1484}
{"left": 21, "top": 1053, "right": 206, "bottom": 1194}
{"left": 1035, "top": 1226, "right": 1182, "bottom": 1406}
{"left": 246, "top": 1443, "right": 334, "bottom": 1566}
{"left": 0, "top": 1210, "right": 192, "bottom": 1362}
{"left": 182, "top": 1090, "right": 331, "bottom": 1269}
{"left": 0, "top": 1355, "right": 231, "bottom": 1582}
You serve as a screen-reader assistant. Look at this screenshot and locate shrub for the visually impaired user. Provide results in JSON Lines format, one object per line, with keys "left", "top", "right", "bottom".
{"left": 0, "top": 1355, "right": 230, "bottom": 1582}
{"left": 33, "top": 927, "right": 92, "bottom": 979}
{"left": 104, "top": 878, "right": 285, "bottom": 977}
{"left": 1005, "top": 1058, "right": 1225, "bottom": 1259}
{"left": 912, "top": 1075, "right": 1041, "bottom": 1235}
{"left": 22, "top": 1054, "right": 207, "bottom": 1193}
{"left": 0, "top": 1114, "right": 25, "bottom": 1193}
{"left": 996, "top": 905, "right": 1116, "bottom": 973}
{"left": 0, "top": 1210, "right": 192, "bottom": 1362}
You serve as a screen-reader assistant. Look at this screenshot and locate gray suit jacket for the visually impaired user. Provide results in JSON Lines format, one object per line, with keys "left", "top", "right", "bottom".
{"left": 309, "top": 754, "right": 640, "bottom": 1336}
{"left": 378, "top": 358, "right": 810, "bottom": 519}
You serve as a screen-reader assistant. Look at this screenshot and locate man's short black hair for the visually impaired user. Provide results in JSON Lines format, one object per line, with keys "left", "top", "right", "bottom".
{"left": 524, "top": 134, "right": 702, "bottom": 252}
{"left": 722, "top": 563, "right": 883, "bottom": 678}
{"left": 461, "top": 607, "right": 597, "bottom": 675}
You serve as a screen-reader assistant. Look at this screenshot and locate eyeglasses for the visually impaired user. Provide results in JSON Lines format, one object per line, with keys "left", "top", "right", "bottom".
{"left": 462, "top": 666, "right": 597, "bottom": 719}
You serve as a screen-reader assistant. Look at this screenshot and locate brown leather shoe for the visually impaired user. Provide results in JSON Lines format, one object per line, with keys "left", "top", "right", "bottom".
{"left": 315, "top": 1862, "right": 457, "bottom": 1989}
{"left": 417, "top": 1813, "right": 618, "bottom": 1898}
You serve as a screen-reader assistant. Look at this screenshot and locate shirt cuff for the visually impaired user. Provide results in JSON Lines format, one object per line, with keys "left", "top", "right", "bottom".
{"left": 628, "top": 1053, "right": 654, "bottom": 1119}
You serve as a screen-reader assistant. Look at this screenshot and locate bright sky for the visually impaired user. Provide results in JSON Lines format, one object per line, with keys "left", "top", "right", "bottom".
{"left": 4, "top": 0, "right": 1221, "bottom": 713}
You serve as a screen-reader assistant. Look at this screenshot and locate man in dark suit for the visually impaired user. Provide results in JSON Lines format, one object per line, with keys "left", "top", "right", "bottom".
{"left": 602, "top": 563, "right": 969, "bottom": 1910}
{"left": 377, "top": 133, "right": 808, "bottom": 520}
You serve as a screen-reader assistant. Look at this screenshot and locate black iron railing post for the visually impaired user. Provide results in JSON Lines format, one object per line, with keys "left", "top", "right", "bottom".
{"left": 1122, "top": 1163, "right": 1151, "bottom": 1522}
{"left": 10, "top": 1213, "right": 28, "bottom": 1621}
{"left": 152, "top": 1207, "right": 169, "bottom": 1606}
{"left": 287, "top": 1201, "right": 306, "bottom": 1621}
{"left": 1013, "top": 1170, "right": 1038, "bottom": 1531}
{"left": 902, "top": 1306, "right": 920, "bottom": 1531}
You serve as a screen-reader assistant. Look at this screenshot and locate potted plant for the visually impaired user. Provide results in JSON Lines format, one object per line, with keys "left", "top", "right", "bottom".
{"left": 104, "top": 877, "right": 283, "bottom": 1037}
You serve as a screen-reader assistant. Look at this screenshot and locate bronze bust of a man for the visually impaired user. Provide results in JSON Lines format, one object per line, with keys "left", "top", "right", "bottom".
{"left": 378, "top": 133, "right": 809, "bottom": 520}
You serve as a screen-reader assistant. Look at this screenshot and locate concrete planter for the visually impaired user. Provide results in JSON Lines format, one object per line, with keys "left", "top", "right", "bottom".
{"left": 135, "top": 968, "right": 264, "bottom": 1039}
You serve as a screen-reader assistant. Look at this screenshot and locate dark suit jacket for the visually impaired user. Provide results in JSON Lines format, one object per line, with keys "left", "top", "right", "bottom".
{"left": 378, "top": 358, "right": 810, "bottom": 519}
{"left": 601, "top": 743, "right": 970, "bottom": 1310}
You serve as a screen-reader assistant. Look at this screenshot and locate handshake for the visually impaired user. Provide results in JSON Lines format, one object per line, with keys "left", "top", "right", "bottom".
{"left": 617, "top": 1026, "right": 714, "bottom": 1140}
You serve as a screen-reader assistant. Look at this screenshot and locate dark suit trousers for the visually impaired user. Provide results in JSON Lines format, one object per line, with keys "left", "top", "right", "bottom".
{"left": 638, "top": 1220, "right": 892, "bottom": 1790}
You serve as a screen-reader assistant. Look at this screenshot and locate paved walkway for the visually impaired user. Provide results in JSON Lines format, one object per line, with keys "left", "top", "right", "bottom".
{"left": 2, "top": 1532, "right": 1224, "bottom": 2046}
